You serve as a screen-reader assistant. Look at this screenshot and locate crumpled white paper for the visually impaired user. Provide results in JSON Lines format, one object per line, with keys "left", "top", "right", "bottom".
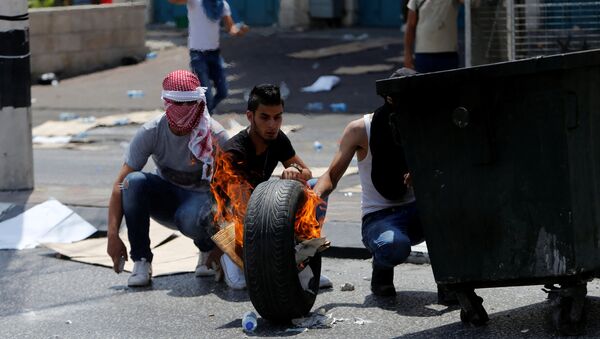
{"left": 301, "top": 75, "right": 341, "bottom": 92}
{"left": 0, "top": 199, "right": 97, "bottom": 250}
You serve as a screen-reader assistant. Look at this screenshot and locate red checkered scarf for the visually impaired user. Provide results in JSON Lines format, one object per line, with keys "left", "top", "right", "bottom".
{"left": 162, "top": 70, "right": 213, "bottom": 180}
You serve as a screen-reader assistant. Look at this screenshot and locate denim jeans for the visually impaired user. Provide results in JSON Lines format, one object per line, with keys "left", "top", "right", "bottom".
{"left": 307, "top": 178, "right": 328, "bottom": 222}
{"left": 189, "top": 49, "right": 228, "bottom": 112}
{"left": 121, "top": 171, "right": 215, "bottom": 262}
{"left": 361, "top": 202, "right": 424, "bottom": 269}
{"left": 414, "top": 52, "right": 459, "bottom": 73}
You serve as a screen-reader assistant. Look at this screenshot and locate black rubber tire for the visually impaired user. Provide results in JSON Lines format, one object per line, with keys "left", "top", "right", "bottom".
{"left": 243, "top": 179, "right": 321, "bottom": 323}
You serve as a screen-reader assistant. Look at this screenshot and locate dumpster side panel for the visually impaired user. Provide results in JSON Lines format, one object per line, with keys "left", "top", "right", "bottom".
{"left": 394, "top": 70, "right": 579, "bottom": 286}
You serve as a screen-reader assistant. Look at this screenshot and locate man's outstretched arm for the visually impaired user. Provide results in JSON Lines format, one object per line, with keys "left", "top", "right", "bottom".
{"left": 313, "top": 119, "right": 366, "bottom": 199}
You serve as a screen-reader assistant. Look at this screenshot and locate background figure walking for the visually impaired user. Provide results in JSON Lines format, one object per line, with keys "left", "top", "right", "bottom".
{"left": 169, "top": 0, "right": 249, "bottom": 113}
{"left": 404, "top": 0, "right": 463, "bottom": 73}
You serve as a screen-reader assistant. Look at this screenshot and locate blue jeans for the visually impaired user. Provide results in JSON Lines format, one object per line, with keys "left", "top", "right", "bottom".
{"left": 121, "top": 172, "right": 215, "bottom": 262}
{"left": 414, "top": 52, "right": 459, "bottom": 73}
{"left": 307, "top": 178, "right": 328, "bottom": 222}
{"left": 190, "top": 49, "right": 228, "bottom": 113}
{"left": 361, "top": 202, "right": 424, "bottom": 269}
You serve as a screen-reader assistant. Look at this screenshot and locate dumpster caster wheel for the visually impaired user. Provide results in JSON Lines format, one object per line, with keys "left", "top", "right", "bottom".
{"left": 551, "top": 283, "right": 587, "bottom": 336}
{"left": 457, "top": 289, "right": 489, "bottom": 326}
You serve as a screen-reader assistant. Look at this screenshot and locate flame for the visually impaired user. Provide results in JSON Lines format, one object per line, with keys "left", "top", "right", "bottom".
{"left": 294, "top": 187, "right": 325, "bottom": 240}
{"left": 210, "top": 148, "right": 252, "bottom": 247}
{"left": 210, "top": 146, "right": 324, "bottom": 245}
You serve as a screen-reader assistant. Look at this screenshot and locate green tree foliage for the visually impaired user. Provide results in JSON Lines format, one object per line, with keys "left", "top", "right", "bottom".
{"left": 29, "top": 0, "right": 55, "bottom": 8}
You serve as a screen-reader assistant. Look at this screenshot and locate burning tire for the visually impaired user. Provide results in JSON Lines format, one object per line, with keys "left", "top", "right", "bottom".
{"left": 243, "top": 179, "right": 321, "bottom": 323}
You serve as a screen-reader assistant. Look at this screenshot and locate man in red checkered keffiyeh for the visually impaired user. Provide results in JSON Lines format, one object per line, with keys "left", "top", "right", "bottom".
{"left": 162, "top": 70, "right": 213, "bottom": 180}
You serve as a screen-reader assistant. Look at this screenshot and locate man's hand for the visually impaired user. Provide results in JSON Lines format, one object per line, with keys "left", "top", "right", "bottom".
{"left": 404, "top": 173, "right": 412, "bottom": 188}
{"left": 281, "top": 166, "right": 307, "bottom": 185}
{"left": 107, "top": 235, "right": 128, "bottom": 273}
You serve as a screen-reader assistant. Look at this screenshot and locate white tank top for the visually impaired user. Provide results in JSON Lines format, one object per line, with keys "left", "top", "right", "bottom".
{"left": 358, "top": 113, "right": 415, "bottom": 217}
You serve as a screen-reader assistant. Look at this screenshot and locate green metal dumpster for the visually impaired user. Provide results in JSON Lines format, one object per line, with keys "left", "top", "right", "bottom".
{"left": 376, "top": 49, "right": 600, "bottom": 335}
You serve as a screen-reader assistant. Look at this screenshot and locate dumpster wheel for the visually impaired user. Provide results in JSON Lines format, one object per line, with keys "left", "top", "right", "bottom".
{"left": 244, "top": 180, "right": 321, "bottom": 323}
{"left": 547, "top": 282, "right": 587, "bottom": 336}
{"left": 456, "top": 289, "right": 489, "bottom": 326}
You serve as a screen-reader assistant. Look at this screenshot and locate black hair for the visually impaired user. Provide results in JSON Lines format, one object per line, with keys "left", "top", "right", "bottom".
{"left": 247, "top": 84, "right": 284, "bottom": 112}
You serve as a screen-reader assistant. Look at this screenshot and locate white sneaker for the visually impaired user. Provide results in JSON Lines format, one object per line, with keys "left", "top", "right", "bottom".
{"left": 220, "top": 254, "right": 246, "bottom": 290}
{"left": 195, "top": 251, "right": 216, "bottom": 277}
{"left": 128, "top": 258, "right": 152, "bottom": 287}
{"left": 319, "top": 274, "right": 333, "bottom": 289}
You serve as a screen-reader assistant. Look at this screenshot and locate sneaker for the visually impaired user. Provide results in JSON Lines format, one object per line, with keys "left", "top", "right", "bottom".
{"left": 371, "top": 265, "right": 396, "bottom": 297}
{"left": 221, "top": 254, "right": 246, "bottom": 290}
{"left": 319, "top": 274, "right": 333, "bottom": 289}
{"left": 195, "top": 251, "right": 216, "bottom": 277}
{"left": 128, "top": 258, "right": 152, "bottom": 287}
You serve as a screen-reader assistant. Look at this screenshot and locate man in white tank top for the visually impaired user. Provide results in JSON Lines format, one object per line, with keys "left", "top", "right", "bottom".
{"left": 169, "top": 0, "right": 249, "bottom": 112}
{"left": 313, "top": 68, "right": 426, "bottom": 297}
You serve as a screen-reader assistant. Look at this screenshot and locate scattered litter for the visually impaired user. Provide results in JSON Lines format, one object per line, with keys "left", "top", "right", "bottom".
{"left": 208, "top": 314, "right": 214, "bottom": 317}
{"left": 385, "top": 56, "right": 404, "bottom": 63}
{"left": 521, "top": 329, "right": 530, "bottom": 333}
{"left": 280, "top": 81, "right": 290, "bottom": 100}
{"left": 31, "top": 98, "right": 37, "bottom": 104}
{"left": 291, "top": 308, "right": 335, "bottom": 329}
{"left": 340, "top": 283, "right": 355, "bottom": 291}
{"left": 341, "top": 33, "right": 369, "bottom": 41}
{"left": 127, "top": 90, "right": 144, "bottom": 98}
{"left": 0, "top": 199, "right": 96, "bottom": 250}
{"left": 32, "top": 136, "right": 72, "bottom": 145}
{"left": 65, "top": 320, "right": 72, "bottom": 325}
{"left": 363, "top": 276, "right": 371, "bottom": 281}
{"left": 313, "top": 141, "right": 323, "bottom": 152}
{"left": 38, "top": 72, "right": 58, "bottom": 85}
{"left": 343, "top": 192, "right": 353, "bottom": 197}
{"left": 121, "top": 56, "right": 142, "bottom": 65}
{"left": 242, "top": 311, "right": 258, "bottom": 332}
{"left": 285, "top": 327, "right": 308, "bottom": 333}
{"left": 59, "top": 112, "right": 79, "bottom": 121}
{"left": 354, "top": 317, "right": 373, "bottom": 325}
{"left": 333, "top": 64, "right": 394, "bottom": 75}
{"left": 146, "top": 51, "right": 157, "bottom": 59}
{"left": 305, "top": 102, "right": 324, "bottom": 111}
{"left": 288, "top": 37, "right": 401, "bottom": 59}
{"left": 312, "top": 62, "right": 320, "bottom": 69}
{"left": 329, "top": 103, "right": 347, "bottom": 112}
{"left": 301, "top": 75, "right": 340, "bottom": 93}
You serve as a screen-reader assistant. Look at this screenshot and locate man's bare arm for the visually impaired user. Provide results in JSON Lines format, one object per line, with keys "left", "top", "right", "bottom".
{"left": 222, "top": 15, "right": 249, "bottom": 36}
{"left": 313, "top": 119, "right": 366, "bottom": 199}
{"left": 106, "top": 163, "right": 135, "bottom": 272}
{"left": 404, "top": 9, "right": 417, "bottom": 70}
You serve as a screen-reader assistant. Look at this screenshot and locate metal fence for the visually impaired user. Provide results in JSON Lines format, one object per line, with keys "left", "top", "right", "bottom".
{"left": 466, "top": 0, "right": 600, "bottom": 66}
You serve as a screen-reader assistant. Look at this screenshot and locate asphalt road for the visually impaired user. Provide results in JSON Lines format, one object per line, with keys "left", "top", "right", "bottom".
{"left": 2, "top": 26, "right": 599, "bottom": 338}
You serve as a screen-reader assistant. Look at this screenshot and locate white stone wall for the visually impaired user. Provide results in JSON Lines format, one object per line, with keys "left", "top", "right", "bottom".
{"left": 29, "top": 2, "right": 147, "bottom": 80}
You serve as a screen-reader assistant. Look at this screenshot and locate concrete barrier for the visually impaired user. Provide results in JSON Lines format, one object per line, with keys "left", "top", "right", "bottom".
{"left": 29, "top": 2, "right": 147, "bottom": 81}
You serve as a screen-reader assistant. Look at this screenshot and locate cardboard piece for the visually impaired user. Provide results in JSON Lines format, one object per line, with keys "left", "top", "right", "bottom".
{"left": 333, "top": 64, "right": 394, "bottom": 75}
{"left": 288, "top": 38, "right": 401, "bottom": 59}
{"left": 211, "top": 223, "right": 243, "bottom": 269}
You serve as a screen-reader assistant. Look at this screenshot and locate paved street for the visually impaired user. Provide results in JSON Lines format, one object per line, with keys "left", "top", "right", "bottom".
{"left": 1, "top": 26, "right": 600, "bottom": 338}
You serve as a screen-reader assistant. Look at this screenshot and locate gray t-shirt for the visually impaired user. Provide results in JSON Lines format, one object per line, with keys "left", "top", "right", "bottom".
{"left": 125, "top": 114, "right": 229, "bottom": 190}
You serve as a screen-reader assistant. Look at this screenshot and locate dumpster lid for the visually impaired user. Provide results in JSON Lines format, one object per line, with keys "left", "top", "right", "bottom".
{"left": 376, "top": 49, "right": 600, "bottom": 97}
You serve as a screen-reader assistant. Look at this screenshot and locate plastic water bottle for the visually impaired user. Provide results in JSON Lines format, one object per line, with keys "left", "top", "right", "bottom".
{"left": 127, "top": 90, "right": 144, "bottom": 98}
{"left": 330, "top": 102, "right": 347, "bottom": 112}
{"left": 313, "top": 140, "right": 323, "bottom": 152}
{"left": 241, "top": 311, "right": 257, "bottom": 332}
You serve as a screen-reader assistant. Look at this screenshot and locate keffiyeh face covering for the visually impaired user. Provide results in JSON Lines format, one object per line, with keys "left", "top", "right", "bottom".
{"left": 162, "top": 70, "right": 214, "bottom": 180}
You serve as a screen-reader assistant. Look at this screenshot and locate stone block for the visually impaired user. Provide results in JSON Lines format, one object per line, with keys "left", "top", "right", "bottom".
{"left": 28, "top": 11, "right": 52, "bottom": 36}
{"left": 29, "top": 35, "right": 55, "bottom": 56}
{"left": 49, "top": 12, "right": 73, "bottom": 34}
{"left": 54, "top": 33, "right": 83, "bottom": 53}
{"left": 83, "top": 31, "right": 114, "bottom": 50}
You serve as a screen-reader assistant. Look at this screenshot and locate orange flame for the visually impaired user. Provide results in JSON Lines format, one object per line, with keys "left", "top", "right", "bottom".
{"left": 210, "top": 148, "right": 253, "bottom": 247}
{"left": 294, "top": 187, "right": 325, "bottom": 240}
